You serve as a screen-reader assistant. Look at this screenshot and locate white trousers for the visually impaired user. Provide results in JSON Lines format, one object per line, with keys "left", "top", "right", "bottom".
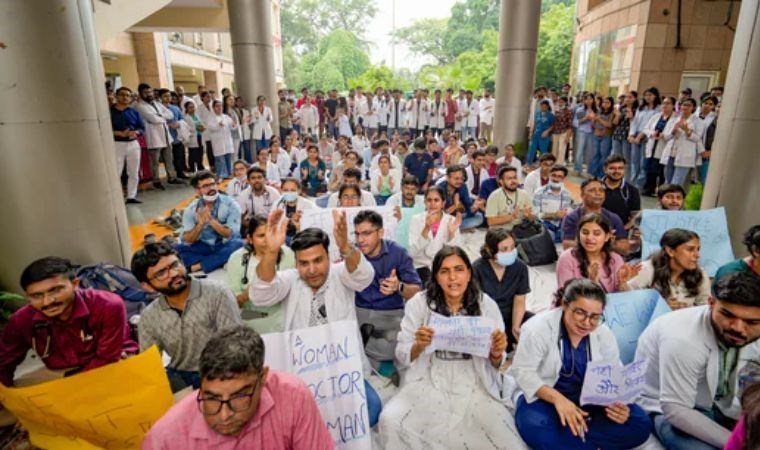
{"left": 114, "top": 140, "right": 141, "bottom": 199}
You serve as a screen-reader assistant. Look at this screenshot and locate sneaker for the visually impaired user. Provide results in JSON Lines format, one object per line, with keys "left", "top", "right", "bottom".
{"left": 153, "top": 182, "right": 166, "bottom": 191}
{"left": 125, "top": 198, "right": 142, "bottom": 204}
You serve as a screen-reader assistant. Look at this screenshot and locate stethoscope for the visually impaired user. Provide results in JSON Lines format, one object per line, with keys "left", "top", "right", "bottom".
{"left": 602, "top": 176, "right": 630, "bottom": 203}
{"left": 557, "top": 330, "right": 592, "bottom": 378}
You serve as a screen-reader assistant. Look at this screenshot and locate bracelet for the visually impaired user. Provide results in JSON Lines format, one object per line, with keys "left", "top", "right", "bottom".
{"left": 339, "top": 246, "right": 355, "bottom": 258}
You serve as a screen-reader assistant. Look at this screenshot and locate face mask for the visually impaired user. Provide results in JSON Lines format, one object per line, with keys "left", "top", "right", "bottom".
{"left": 236, "top": 174, "right": 246, "bottom": 182}
{"left": 282, "top": 192, "right": 298, "bottom": 202}
{"left": 203, "top": 193, "right": 218, "bottom": 202}
{"left": 549, "top": 181, "right": 563, "bottom": 190}
{"left": 496, "top": 249, "right": 518, "bottom": 267}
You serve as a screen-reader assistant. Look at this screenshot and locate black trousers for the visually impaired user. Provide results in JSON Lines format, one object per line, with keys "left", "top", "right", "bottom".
{"left": 171, "top": 141, "right": 188, "bottom": 177}
{"left": 205, "top": 140, "right": 215, "bottom": 170}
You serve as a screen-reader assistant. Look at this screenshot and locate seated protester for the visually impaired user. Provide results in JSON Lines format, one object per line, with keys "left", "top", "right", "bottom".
{"left": 656, "top": 183, "right": 686, "bottom": 210}
{"left": 370, "top": 154, "right": 400, "bottom": 206}
{"left": 252, "top": 148, "right": 281, "bottom": 188}
{"left": 409, "top": 186, "right": 462, "bottom": 285}
{"left": 623, "top": 228, "right": 711, "bottom": 308}
{"left": 330, "top": 136, "right": 349, "bottom": 169}
{"left": 438, "top": 164, "right": 485, "bottom": 230}
{"left": 298, "top": 144, "right": 327, "bottom": 196}
{"left": 393, "top": 140, "right": 410, "bottom": 166}
{"left": 532, "top": 164, "right": 574, "bottom": 242}
{"left": 228, "top": 159, "right": 250, "bottom": 199}
{"left": 495, "top": 143, "right": 524, "bottom": 183}
{"left": 249, "top": 210, "right": 382, "bottom": 426}
{"left": 473, "top": 228, "right": 530, "bottom": 349}
{"left": 268, "top": 138, "right": 292, "bottom": 179}
{"left": 377, "top": 246, "right": 526, "bottom": 449}
{"left": 464, "top": 150, "right": 489, "bottom": 198}
{"left": 287, "top": 134, "right": 308, "bottom": 170}
{"left": 557, "top": 213, "right": 641, "bottom": 294}
{"left": 716, "top": 225, "right": 760, "bottom": 281}
{"left": 385, "top": 174, "right": 425, "bottom": 209}
{"left": 485, "top": 165, "right": 534, "bottom": 231}
{"left": 275, "top": 177, "right": 317, "bottom": 244}
{"left": 403, "top": 137, "right": 435, "bottom": 193}
{"left": 477, "top": 162, "right": 508, "bottom": 208}
{"left": 132, "top": 243, "right": 241, "bottom": 390}
{"left": 238, "top": 167, "right": 281, "bottom": 229}
{"left": 0, "top": 257, "right": 138, "bottom": 386}
{"left": 561, "top": 178, "right": 629, "bottom": 254}
{"left": 353, "top": 211, "right": 422, "bottom": 369}
{"left": 441, "top": 134, "right": 465, "bottom": 167}
{"left": 328, "top": 150, "right": 363, "bottom": 192}
{"left": 510, "top": 279, "right": 652, "bottom": 450}
{"left": 523, "top": 153, "right": 556, "bottom": 195}
{"left": 457, "top": 141, "right": 478, "bottom": 166}
{"left": 178, "top": 171, "right": 244, "bottom": 273}
{"left": 326, "top": 168, "right": 376, "bottom": 207}
{"left": 142, "top": 326, "right": 333, "bottom": 450}
{"left": 635, "top": 272, "right": 760, "bottom": 450}
{"left": 724, "top": 381, "right": 760, "bottom": 450}
{"left": 484, "top": 144, "right": 499, "bottom": 177}
{"left": 226, "top": 216, "right": 293, "bottom": 334}
{"left": 369, "top": 139, "right": 402, "bottom": 177}
{"left": 601, "top": 154, "right": 641, "bottom": 226}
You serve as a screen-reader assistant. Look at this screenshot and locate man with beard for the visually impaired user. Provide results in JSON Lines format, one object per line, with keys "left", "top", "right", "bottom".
{"left": 485, "top": 165, "right": 534, "bottom": 232}
{"left": 132, "top": 242, "right": 241, "bottom": 391}
{"left": 134, "top": 83, "right": 181, "bottom": 189}
{"left": 238, "top": 166, "right": 281, "bottom": 226}
{"left": 0, "top": 257, "right": 138, "bottom": 387}
{"left": 601, "top": 154, "right": 640, "bottom": 226}
{"left": 561, "top": 178, "right": 628, "bottom": 253}
{"left": 177, "top": 171, "right": 243, "bottom": 274}
{"left": 437, "top": 164, "right": 485, "bottom": 231}
{"left": 636, "top": 272, "right": 760, "bottom": 450}
{"left": 385, "top": 175, "right": 424, "bottom": 208}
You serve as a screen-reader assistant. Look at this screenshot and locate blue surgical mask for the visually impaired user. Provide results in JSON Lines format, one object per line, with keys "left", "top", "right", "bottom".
{"left": 496, "top": 249, "right": 518, "bottom": 267}
{"left": 282, "top": 192, "right": 298, "bottom": 202}
{"left": 549, "top": 181, "right": 563, "bottom": 190}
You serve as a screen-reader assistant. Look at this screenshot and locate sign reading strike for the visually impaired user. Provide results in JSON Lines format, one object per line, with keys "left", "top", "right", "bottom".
{"left": 580, "top": 360, "right": 648, "bottom": 406}
{"left": 0, "top": 346, "right": 173, "bottom": 450}
{"left": 261, "top": 321, "right": 371, "bottom": 450}
{"left": 425, "top": 312, "right": 496, "bottom": 358}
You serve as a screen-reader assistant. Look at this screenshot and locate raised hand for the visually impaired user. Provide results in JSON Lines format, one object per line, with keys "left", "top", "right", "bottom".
{"left": 617, "top": 262, "right": 642, "bottom": 286}
{"left": 265, "top": 209, "right": 288, "bottom": 252}
{"left": 332, "top": 209, "right": 350, "bottom": 253}
{"left": 448, "top": 212, "right": 462, "bottom": 237}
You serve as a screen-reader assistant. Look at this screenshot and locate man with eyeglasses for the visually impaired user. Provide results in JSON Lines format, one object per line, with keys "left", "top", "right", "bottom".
{"left": 353, "top": 211, "right": 421, "bottom": 370}
{"left": 142, "top": 326, "right": 332, "bottom": 449}
{"left": 636, "top": 272, "right": 760, "bottom": 450}
{"left": 132, "top": 242, "right": 241, "bottom": 391}
{"left": 177, "top": 171, "right": 244, "bottom": 274}
{"left": 0, "top": 257, "right": 137, "bottom": 387}
{"left": 110, "top": 86, "right": 145, "bottom": 204}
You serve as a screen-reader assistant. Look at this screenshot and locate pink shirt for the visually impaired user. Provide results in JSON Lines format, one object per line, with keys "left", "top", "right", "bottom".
{"left": 142, "top": 371, "right": 334, "bottom": 450}
{"left": 724, "top": 416, "right": 746, "bottom": 450}
{"left": 556, "top": 248, "right": 625, "bottom": 293}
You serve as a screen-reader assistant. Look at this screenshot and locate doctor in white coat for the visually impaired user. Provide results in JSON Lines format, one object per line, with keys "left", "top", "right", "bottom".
{"left": 134, "top": 83, "right": 179, "bottom": 186}
{"left": 429, "top": 89, "right": 448, "bottom": 136}
{"left": 462, "top": 91, "right": 480, "bottom": 142}
{"left": 252, "top": 95, "right": 274, "bottom": 153}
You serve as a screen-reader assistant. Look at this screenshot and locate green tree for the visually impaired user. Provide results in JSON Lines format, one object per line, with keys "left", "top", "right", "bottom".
{"left": 290, "top": 29, "right": 371, "bottom": 91}
{"left": 535, "top": 2, "right": 576, "bottom": 88}
{"left": 281, "top": 0, "right": 378, "bottom": 54}
{"left": 348, "top": 65, "right": 414, "bottom": 91}
{"left": 391, "top": 18, "right": 451, "bottom": 65}
{"left": 443, "top": 0, "right": 500, "bottom": 59}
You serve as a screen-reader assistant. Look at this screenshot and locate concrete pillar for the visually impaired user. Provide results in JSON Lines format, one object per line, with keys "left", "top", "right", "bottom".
{"left": 701, "top": 0, "right": 760, "bottom": 254}
{"left": 492, "top": 0, "right": 542, "bottom": 151}
{"left": 0, "top": 0, "right": 131, "bottom": 291}
{"left": 228, "top": 0, "right": 279, "bottom": 129}
{"left": 202, "top": 69, "right": 224, "bottom": 93}
{"left": 133, "top": 32, "right": 170, "bottom": 88}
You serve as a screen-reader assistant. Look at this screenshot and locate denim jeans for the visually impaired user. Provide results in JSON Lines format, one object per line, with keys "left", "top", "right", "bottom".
{"left": 213, "top": 153, "right": 233, "bottom": 179}
{"left": 460, "top": 212, "right": 484, "bottom": 230}
{"left": 699, "top": 159, "right": 710, "bottom": 183}
{"left": 665, "top": 159, "right": 692, "bottom": 187}
{"left": 630, "top": 141, "right": 646, "bottom": 187}
{"left": 574, "top": 131, "right": 593, "bottom": 173}
{"left": 176, "top": 238, "right": 244, "bottom": 273}
{"left": 588, "top": 134, "right": 612, "bottom": 178}
{"left": 239, "top": 139, "right": 253, "bottom": 164}
{"left": 652, "top": 414, "right": 720, "bottom": 450}
{"left": 255, "top": 139, "right": 270, "bottom": 154}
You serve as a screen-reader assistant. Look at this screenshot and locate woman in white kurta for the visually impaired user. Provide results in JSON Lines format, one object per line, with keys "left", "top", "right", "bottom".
{"left": 206, "top": 100, "right": 236, "bottom": 179}
{"left": 659, "top": 98, "right": 705, "bottom": 187}
{"left": 377, "top": 245, "right": 527, "bottom": 450}
{"left": 409, "top": 185, "right": 462, "bottom": 285}
{"left": 251, "top": 95, "right": 273, "bottom": 152}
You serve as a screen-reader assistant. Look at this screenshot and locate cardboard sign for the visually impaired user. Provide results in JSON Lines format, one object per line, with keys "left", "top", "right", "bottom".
{"left": 604, "top": 289, "right": 671, "bottom": 364}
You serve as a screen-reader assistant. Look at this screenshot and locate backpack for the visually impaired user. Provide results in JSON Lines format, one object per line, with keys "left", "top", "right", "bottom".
{"left": 516, "top": 225, "right": 558, "bottom": 266}
{"left": 75, "top": 263, "right": 158, "bottom": 319}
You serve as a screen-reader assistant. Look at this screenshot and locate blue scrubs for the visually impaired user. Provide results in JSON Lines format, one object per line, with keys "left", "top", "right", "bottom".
{"left": 528, "top": 110, "right": 555, "bottom": 163}
{"left": 515, "top": 322, "right": 652, "bottom": 450}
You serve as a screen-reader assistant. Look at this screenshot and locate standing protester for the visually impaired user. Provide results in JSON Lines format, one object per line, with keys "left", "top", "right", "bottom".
{"left": 134, "top": 83, "right": 181, "bottom": 189}
{"left": 110, "top": 86, "right": 145, "bottom": 203}
{"left": 160, "top": 88, "right": 189, "bottom": 180}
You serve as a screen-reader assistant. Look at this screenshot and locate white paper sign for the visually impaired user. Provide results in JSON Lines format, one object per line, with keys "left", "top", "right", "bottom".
{"left": 300, "top": 206, "right": 398, "bottom": 262}
{"left": 261, "top": 321, "right": 371, "bottom": 450}
{"left": 424, "top": 312, "right": 495, "bottom": 358}
{"left": 580, "top": 359, "right": 649, "bottom": 406}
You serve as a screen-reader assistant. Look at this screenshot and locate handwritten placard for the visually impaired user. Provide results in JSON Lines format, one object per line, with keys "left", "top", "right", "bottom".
{"left": 300, "top": 206, "right": 398, "bottom": 262}
{"left": 261, "top": 321, "right": 370, "bottom": 450}
{"left": 580, "top": 360, "right": 648, "bottom": 406}
{"left": 604, "top": 289, "right": 671, "bottom": 364}
{"left": 425, "top": 312, "right": 495, "bottom": 358}
{"left": 0, "top": 346, "right": 174, "bottom": 450}
{"left": 640, "top": 207, "right": 734, "bottom": 276}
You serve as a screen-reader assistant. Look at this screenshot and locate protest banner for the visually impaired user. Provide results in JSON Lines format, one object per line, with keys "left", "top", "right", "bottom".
{"left": 395, "top": 205, "right": 426, "bottom": 250}
{"left": 424, "top": 312, "right": 496, "bottom": 358}
{"left": 261, "top": 321, "right": 370, "bottom": 450}
{"left": 640, "top": 207, "right": 734, "bottom": 276}
{"left": 0, "top": 346, "right": 174, "bottom": 450}
{"left": 604, "top": 289, "right": 671, "bottom": 364}
{"left": 580, "top": 360, "right": 648, "bottom": 406}
{"left": 300, "top": 206, "right": 398, "bottom": 262}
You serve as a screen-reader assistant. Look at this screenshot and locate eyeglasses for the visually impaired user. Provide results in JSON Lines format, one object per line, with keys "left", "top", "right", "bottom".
{"left": 340, "top": 195, "right": 359, "bottom": 201}
{"left": 569, "top": 306, "right": 605, "bottom": 326}
{"left": 355, "top": 228, "right": 380, "bottom": 238}
{"left": 149, "top": 260, "right": 182, "bottom": 281}
{"left": 198, "top": 181, "right": 218, "bottom": 190}
{"left": 197, "top": 378, "right": 260, "bottom": 416}
{"left": 28, "top": 285, "right": 66, "bottom": 302}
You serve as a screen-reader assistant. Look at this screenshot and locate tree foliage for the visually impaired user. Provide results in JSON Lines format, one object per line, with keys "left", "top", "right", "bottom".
{"left": 348, "top": 65, "right": 413, "bottom": 92}
{"left": 535, "top": 2, "right": 576, "bottom": 89}
{"left": 280, "top": 0, "right": 377, "bottom": 54}
{"left": 391, "top": 18, "right": 451, "bottom": 65}
{"left": 285, "top": 29, "right": 370, "bottom": 91}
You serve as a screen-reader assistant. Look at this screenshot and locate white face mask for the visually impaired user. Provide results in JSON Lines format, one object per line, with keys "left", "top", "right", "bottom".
{"left": 496, "top": 249, "right": 518, "bottom": 267}
{"left": 549, "top": 181, "right": 563, "bottom": 190}
{"left": 203, "top": 193, "right": 218, "bottom": 202}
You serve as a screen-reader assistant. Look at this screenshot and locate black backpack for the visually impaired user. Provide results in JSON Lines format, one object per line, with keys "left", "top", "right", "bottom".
{"left": 516, "top": 225, "right": 558, "bottom": 266}
{"left": 75, "top": 263, "right": 158, "bottom": 319}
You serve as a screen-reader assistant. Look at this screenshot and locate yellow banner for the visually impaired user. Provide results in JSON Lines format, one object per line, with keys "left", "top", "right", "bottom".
{"left": 0, "top": 346, "right": 174, "bottom": 449}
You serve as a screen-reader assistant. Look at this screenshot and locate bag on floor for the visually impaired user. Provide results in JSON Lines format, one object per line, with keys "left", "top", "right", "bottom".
{"left": 75, "top": 263, "right": 158, "bottom": 319}
{"left": 516, "top": 225, "right": 558, "bottom": 266}
{"left": 512, "top": 219, "right": 543, "bottom": 240}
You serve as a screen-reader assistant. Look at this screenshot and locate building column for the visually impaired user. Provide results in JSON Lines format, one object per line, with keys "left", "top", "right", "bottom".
{"left": 492, "top": 0, "right": 542, "bottom": 151}
{"left": 133, "top": 32, "right": 170, "bottom": 88}
{"left": 228, "top": 0, "right": 279, "bottom": 129}
{"left": 0, "top": 0, "right": 130, "bottom": 291}
{"left": 701, "top": 0, "right": 760, "bottom": 254}
{"left": 202, "top": 69, "right": 224, "bottom": 93}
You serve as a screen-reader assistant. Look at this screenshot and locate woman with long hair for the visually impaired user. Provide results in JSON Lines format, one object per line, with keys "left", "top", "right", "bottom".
{"left": 225, "top": 215, "right": 293, "bottom": 333}
{"left": 223, "top": 94, "right": 242, "bottom": 163}
{"left": 623, "top": 228, "right": 710, "bottom": 308}
{"left": 183, "top": 101, "right": 205, "bottom": 172}
{"left": 370, "top": 154, "right": 399, "bottom": 206}
{"left": 298, "top": 144, "right": 327, "bottom": 196}
{"left": 573, "top": 92, "right": 598, "bottom": 176}
{"left": 510, "top": 279, "right": 652, "bottom": 449}
{"left": 628, "top": 87, "right": 661, "bottom": 187}
{"left": 409, "top": 185, "right": 462, "bottom": 284}
{"left": 588, "top": 96, "right": 614, "bottom": 178}
{"left": 660, "top": 97, "right": 704, "bottom": 187}
{"left": 556, "top": 213, "right": 640, "bottom": 293}
{"left": 233, "top": 96, "right": 253, "bottom": 163}
{"left": 641, "top": 96, "right": 677, "bottom": 196}
{"left": 378, "top": 246, "right": 526, "bottom": 449}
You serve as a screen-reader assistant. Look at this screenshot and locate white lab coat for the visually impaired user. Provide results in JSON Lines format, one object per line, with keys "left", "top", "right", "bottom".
{"left": 465, "top": 165, "right": 490, "bottom": 195}
{"left": 506, "top": 307, "right": 620, "bottom": 403}
{"left": 408, "top": 212, "right": 461, "bottom": 269}
{"left": 387, "top": 98, "right": 404, "bottom": 129}
{"left": 252, "top": 106, "right": 273, "bottom": 140}
{"left": 236, "top": 108, "right": 252, "bottom": 140}
{"left": 299, "top": 103, "right": 319, "bottom": 133}
{"left": 375, "top": 98, "right": 389, "bottom": 126}
{"left": 196, "top": 102, "right": 215, "bottom": 142}
{"left": 495, "top": 156, "right": 524, "bottom": 182}
{"left": 369, "top": 169, "right": 401, "bottom": 195}
{"left": 385, "top": 193, "right": 425, "bottom": 208}
{"left": 643, "top": 112, "right": 678, "bottom": 159}
{"left": 134, "top": 100, "right": 173, "bottom": 149}
{"left": 455, "top": 98, "right": 468, "bottom": 130}
{"left": 429, "top": 99, "right": 448, "bottom": 129}
{"left": 463, "top": 98, "right": 480, "bottom": 128}
{"left": 269, "top": 150, "right": 292, "bottom": 178}
{"left": 408, "top": 98, "right": 429, "bottom": 128}
{"left": 479, "top": 97, "right": 495, "bottom": 125}
{"left": 659, "top": 114, "right": 705, "bottom": 168}
{"left": 206, "top": 113, "right": 236, "bottom": 157}
{"left": 253, "top": 162, "right": 282, "bottom": 186}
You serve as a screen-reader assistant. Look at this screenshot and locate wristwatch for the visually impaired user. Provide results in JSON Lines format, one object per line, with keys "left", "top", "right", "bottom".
{"left": 398, "top": 282, "right": 404, "bottom": 294}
